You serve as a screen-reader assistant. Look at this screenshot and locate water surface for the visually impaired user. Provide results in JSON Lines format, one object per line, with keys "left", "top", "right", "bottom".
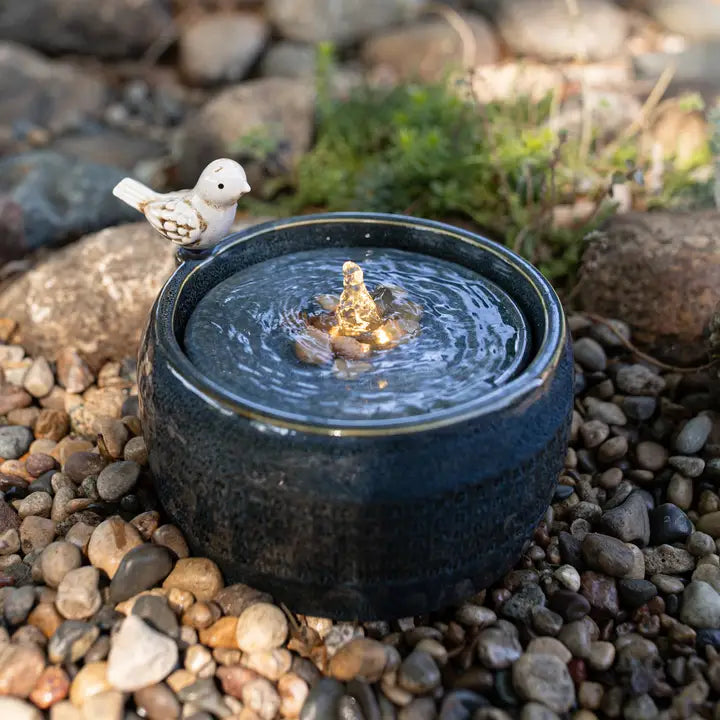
{"left": 184, "top": 247, "right": 530, "bottom": 423}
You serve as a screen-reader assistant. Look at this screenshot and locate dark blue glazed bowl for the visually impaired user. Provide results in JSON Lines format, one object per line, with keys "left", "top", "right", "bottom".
{"left": 138, "top": 212, "right": 573, "bottom": 620}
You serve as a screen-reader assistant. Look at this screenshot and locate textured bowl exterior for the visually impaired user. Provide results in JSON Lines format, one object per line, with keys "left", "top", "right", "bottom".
{"left": 139, "top": 213, "right": 573, "bottom": 619}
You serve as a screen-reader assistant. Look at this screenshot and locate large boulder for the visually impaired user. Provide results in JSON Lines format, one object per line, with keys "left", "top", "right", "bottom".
{"left": 495, "top": 0, "right": 629, "bottom": 62}
{"left": 361, "top": 13, "right": 499, "bottom": 83}
{"left": 179, "top": 12, "right": 270, "bottom": 86}
{"left": 0, "top": 224, "right": 176, "bottom": 370}
{"left": 649, "top": 0, "right": 720, "bottom": 41}
{"left": 0, "top": 152, "right": 138, "bottom": 261}
{"left": 0, "top": 42, "right": 106, "bottom": 150}
{"left": 579, "top": 211, "right": 720, "bottom": 365}
{"left": 0, "top": 0, "right": 173, "bottom": 58}
{"left": 176, "top": 78, "right": 315, "bottom": 192}
{"left": 267, "top": 0, "right": 422, "bottom": 45}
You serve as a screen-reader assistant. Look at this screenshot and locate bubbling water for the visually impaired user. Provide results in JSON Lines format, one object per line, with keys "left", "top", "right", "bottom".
{"left": 184, "top": 247, "right": 530, "bottom": 423}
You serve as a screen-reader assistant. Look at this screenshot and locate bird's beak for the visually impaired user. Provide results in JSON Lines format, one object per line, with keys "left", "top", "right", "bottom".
{"left": 242, "top": 182, "right": 251, "bottom": 194}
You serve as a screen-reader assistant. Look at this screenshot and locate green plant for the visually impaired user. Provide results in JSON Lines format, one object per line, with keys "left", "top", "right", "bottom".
{"left": 243, "top": 46, "right": 713, "bottom": 289}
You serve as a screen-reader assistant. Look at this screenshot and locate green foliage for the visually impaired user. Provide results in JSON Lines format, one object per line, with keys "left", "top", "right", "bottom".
{"left": 243, "top": 46, "right": 713, "bottom": 288}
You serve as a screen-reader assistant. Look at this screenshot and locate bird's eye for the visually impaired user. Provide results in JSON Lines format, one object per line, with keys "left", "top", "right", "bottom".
{"left": 218, "top": 183, "right": 224, "bottom": 189}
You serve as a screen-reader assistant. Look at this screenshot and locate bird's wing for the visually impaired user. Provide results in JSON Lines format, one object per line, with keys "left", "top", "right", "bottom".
{"left": 143, "top": 196, "right": 207, "bottom": 247}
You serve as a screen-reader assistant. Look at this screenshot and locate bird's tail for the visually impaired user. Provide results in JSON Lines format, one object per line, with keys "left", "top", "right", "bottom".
{"left": 112, "top": 177, "right": 158, "bottom": 211}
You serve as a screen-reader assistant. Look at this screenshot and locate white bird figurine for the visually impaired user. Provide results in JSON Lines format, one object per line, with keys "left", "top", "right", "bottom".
{"left": 112, "top": 158, "right": 251, "bottom": 250}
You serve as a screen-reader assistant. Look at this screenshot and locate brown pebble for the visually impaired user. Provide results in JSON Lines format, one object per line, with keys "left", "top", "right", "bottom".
{"left": 182, "top": 601, "right": 219, "bottom": 630}
{"left": 96, "top": 417, "right": 128, "bottom": 459}
{"left": 62, "top": 451, "right": 107, "bottom": 484}
{"left": 68, "top": 662, "right": 110, "bottom": 706}
{"left": 0, "top": 387, "right": 32, "bottom": 415}
{"left": 27, "top": 602, "right": 63, "bottom": 638}
{"left": 34, "top": 409, "right": 70, "bottom": 442}
{"left": 198, "top": 616, "right": 238, "bottom": 649}
{"left": 123, "top": 436, "right": 148, "bottom": 465}
{"left": 50, "top": 438, "right": 92, "bottom": 466}
{"left": 0, "top": 318, "right": 17, "bottom": 341}
{"left": 162, "top": 557, "right": 223, "bottom": 602}
{"left": 217, "top": 665, "right": 260, "bottom": 699}
{"left": 242, "top": 649, "right": 293, "bottom": 681}
{"left": 64, "top": 523, "right": 95, "bottom": 554}
{"left": 0, "top": 642, "right": 46, "bottom": 697}
{"left": 25, "top": 453, "right": 58, "bottom": 478}
{"left": 166, "top": 669, "right": 196, "bottom": 694}
{"left": 213, "top": 648, "right": 242, "bottom": 666}
{"left": 278, "top": 672, "right": 309, "bottom": 717}
{"left": 87, "top": 516, "right": 143, "bottom": 579}
{"left": 56, "top": 349, "right": 94, "bottom": 394}
{"left": 28, "top": 666, "right": 70, "bottom": 709}
{"left": 329, "top": 637, "right": 388, "bottom": 682}
{"left": 20, "top": 516, "right": 57, "bottom": 554}
{"left": 131, "top": 511, "right": 160, "bottom": 540}
{"left": 7, "top": 407, "right": 40, "bottom": 429}
{"left": 152, "top": 524, "right": 189, "bottom": 558}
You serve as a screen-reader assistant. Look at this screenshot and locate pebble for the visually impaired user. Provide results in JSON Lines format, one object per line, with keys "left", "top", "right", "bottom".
{"left": 198, "top": 617, "right": 238, "bottom": 649}
{"left": 548, "top": 589, "right": 590, "bottom": 621}
{"left": 80, "top": 689, "right": 125, "bottom": 719}
{"left": 581, "top": 532, "right": 634, "bottom": 577}
{"left": 587, "top": 641, "right": 615, "bottom": 671}
{"left": 476, "top": 626, "right": 522, "bottom": 669}
{"left": 56, "top": 349, "right": 94, "bottom": 394}
{"left": 25, "top": 453, "right": 57, "bottom": 477}
{"left": 278, "top": 672, "right": 309, "bottom": 717}
{"left": 531, "top": 607, "right": 563, "bottom": 636}
{"left": 455, "top": 603, "right": 497, "bottom": 627}
{"left": 235, "top": 602, "right": 288, "bottom": 653}
{"left": 643, "top": 545, "right": 696, "bottom": 575}
{"left": 688, "top": 531, "right": 716, "bottom": 557}
{"left": 124, "top": 435, "right": 148, "bottom": 465}
{"left": 573, "top": 338, "right": 607, "bottom": 371}
{"left": 635, "top": 441, "right": 668, "bottom": 471}
{"left": 151, "top": 524, "right": 189, "bottom": 558}
{"left": 0, "top": 698, "right": 43, "bottom": 720}
{"left": 107, "top": 615, "right": 179, "bottom": 691}
{"left": 63, "top": 451, "right": 107, "bottom": 483}
{"left": 132, "top": 595, "right": 180, "bottom": 639}
{"left": 398, "top": 650, "right": 441, "bottom": 694}
{"left": 18, "top": 491, "right": 52, "bottom": 518}
{"left": 69, "top": 661, "right": 111, "bottom": 706}
{"left": 680, "top": 581, "right": 720, "bottom": 628}
{"left": 28, "top": 665, "right": 70, "bottom": 709}
{"left": 675, "top": 415, "right": 713, "bottom": 454}
{"left": 500, "top": 583, "right": 546, "bottom": 623}
{"left": 693, "top": 563, "right": 720, "bottom": 592}
{"left": 243, "top": 649, "right": 292, "bottom": 681}
{"left": 553, "top": 564, "right": 581, "bottom": 591}
{"left": 697, "top": 511, "right": 720, "bottom": 537}
{"left": 649, "top": 503, "right": 693, "bottom": 545}
{"left": 617, "top": 579, "right": 658, "bottom": 608}
{"left": 34, "top": 409, "right": 69, "bottom": 442}
{"left": 584, "top": 397, "right": 626, "bottom": 425}
{"left": 96, "top": 460, "right": 140, "bottom": 501}
{"left": 23, "top": 357, "right": 54, "bottom": 398}
{"left": 27, "top": 602, "right": 62, "bottom": 638}
{"left": 558, "top": 620, "right": 592, "bottom": 658}
{"left": 667, "top": 473, "right": 693, "bottom": 510}
{"left": 622, "top": 396, "right": 657, "bottom": 422}
{"left": 0, "top": 527, "right": 20, "bottom": 555}
{"left": 177, "top": 676, "right": 230, "bottom": 716}
{"left": 615, "top": 364, "right": 666, "bottom": 396}
{"left": 512, "top": 653, "right": 576, "bottom": 713}
{"left": 600, "top": 492, "right": 650, "bottom": 546}
{"left": 4, "top": 585, "right": 36, "bottom": 624}
{"left": 669, "top": 455, "right": 706, "bottom": 477}
{"left": 0, "top": 642, "right": 45, "bottom": 697}
{"left": 528, "top": 637, "right": 572, "bottom": 665}
{"left": 40, "top": 541, "right": 82, "bottom": 588}
{"left": 133, "top": 683, "right": 181, "bottom": 720}
{"left": 87, "top": 516, "right": 143, "bottom": 578}
{"left": 213, "top": 583, "right": 272, "bottom": 616}
{"left": 48, "top": 620, "right": 100, "bottom": 664}
{"left": 580, "top": 571, "right": 619, "bottom": 617}
{"left": 55, "top": 566, "right": 102, "bottom": 619}
{"left": 108, "top": 543, "right": 174, "bottom": 603}
{"left": 162, "top": 557, "right": 223, "bottom": 602}
{"left": 19, "top": 516, "right": 56, "bottom": 554}
{"left": 0, "top": 426, "right": 33, "bottom": 460}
